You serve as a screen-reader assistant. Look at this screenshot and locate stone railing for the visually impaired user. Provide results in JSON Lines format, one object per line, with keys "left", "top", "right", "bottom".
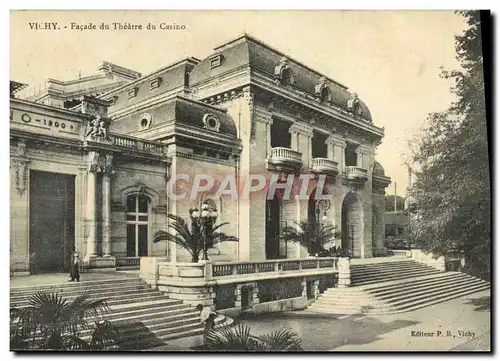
{"left": 311, "top": 158, "right": 339, "bottom": 176}
{"left": 344, "top": 166, "right": 368, "bottom": 182}
{"left": 389, "top": 249, "right": 412, "bottom": 257}
{"left": 116, "top": 257, "right": 141, "bottom": 267}
{"left": 141, "top": 257, "right": 350, "bottom": 317}
{"left": 212, "top": 258, "right": 337, "bottom": 278}
{"left": 111, "top": 134, "right": 166, "bottom": 155}
{"left": 269, "top": 147, "right": 302, "bottom": 165}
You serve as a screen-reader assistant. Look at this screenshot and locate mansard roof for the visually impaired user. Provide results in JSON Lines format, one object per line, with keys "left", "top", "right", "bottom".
{"left": 188, "top": 33, "right": 372, "bottom": 121}
{"left": 171, "top": 96, "right": 237, "bottom": 137}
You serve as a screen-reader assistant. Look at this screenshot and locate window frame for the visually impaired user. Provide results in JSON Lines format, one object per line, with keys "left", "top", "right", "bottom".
{"left": 125, "top": 194, "right": 151, "bottom": 257}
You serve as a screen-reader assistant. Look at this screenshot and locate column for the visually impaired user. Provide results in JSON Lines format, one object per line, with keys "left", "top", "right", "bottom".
{"left": 356, "top": 148, "right": 364, "bottom": 168}
{"left": 290, "top": 128, "right": 299, "bottom": 151}
{"left": 102, "top": 153, "right": 113, "bottom": 257}
{"left": 326, "top": 139, "right": 334, "bottom": 161}
{"left": 84, "top": 151, "right": 99, "bottom": 261}
{"left": 266, "top": 118, "right": 272, "bottom": 157}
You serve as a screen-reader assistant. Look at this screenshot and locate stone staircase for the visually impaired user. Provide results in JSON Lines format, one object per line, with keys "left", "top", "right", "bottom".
{"left": 308, "top": 260, "right": 490, "bottom": 315}
{"left": 10, "top": 276, "right": 233, "bottom": 350}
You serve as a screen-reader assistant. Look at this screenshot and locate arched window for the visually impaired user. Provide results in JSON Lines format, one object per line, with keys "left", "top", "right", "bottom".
{"left": 281, "top": 68, "right": 293, "bottom": 86}
{"left": 320, "top": 87, "right": 331, "bottom": 103}
{"left": 126, "top": 194, "right": 150, "bottom": 257}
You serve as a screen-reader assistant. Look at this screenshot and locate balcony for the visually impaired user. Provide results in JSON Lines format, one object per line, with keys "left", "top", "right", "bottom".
{"left": 311, "top": 158, "right": 339, "bottom": 177}
{"left": 267, "top": 147, "right": 302, "bottom": 173}
{"left": 344, "top": 166, "right": 368, "bottom": 183}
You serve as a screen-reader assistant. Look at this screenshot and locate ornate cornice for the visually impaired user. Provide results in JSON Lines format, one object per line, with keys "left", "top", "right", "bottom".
{"left": 175, "top": 151, "right": 237, "bottom": 166}
{"left": 325, "top": 135, "right": 346, "bottom": 147}
{"left": 289, "top": 123, "right": 314, "bottom": 138}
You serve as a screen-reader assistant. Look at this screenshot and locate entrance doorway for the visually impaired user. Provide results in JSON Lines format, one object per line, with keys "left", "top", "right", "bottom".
{"left": 265, "top": 198, "right": 281, "bottom": 259}
{"left": 29, "top": 170, "right": 75, "bottom": 274}
{"left": 341, "top": 192, "right": 364, "bottom": 258}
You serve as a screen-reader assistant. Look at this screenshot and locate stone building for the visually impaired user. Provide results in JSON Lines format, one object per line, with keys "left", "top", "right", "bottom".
{"left": 10, "top": 33, "right": 391, "bottom": 275}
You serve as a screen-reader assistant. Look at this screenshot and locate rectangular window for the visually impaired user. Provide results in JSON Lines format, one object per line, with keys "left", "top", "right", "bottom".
{"left": 127, "top": 224, "right": 136, "bottom": 257}
{"left": 138, "top": 225, "right": 148, "bottom": 257}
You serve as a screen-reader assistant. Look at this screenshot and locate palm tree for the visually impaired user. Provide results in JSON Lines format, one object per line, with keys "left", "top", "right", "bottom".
{"left": 153, "top": 214, "right": 238, "bottom": 263}
{"left": 203, "top": 323, "right": 302, "bottom": 351}
{"left": 10, "top": 292, "right": 119, "bottom": 351}
{"left": 281, "top": 219, "right": 340, "bottom": 257}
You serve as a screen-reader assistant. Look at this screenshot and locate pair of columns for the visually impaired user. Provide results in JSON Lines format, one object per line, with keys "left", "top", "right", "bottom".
{"left": 85, "top": 151, "right": 113, "bottom": 260}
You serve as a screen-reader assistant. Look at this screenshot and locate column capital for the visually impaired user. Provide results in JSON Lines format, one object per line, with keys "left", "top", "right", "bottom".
{"left": 101, "top": 153, "right": 114, "bottom": 175}
{"left": 86, "top": 150, "right": 100, "bottom": 173}
{"left": 289, "top": 122, "right": 314, "bottom": 138}
{"left": 12, "top": 158, "right": 30, "bottom": 196}
{"left": 326, "top": 135, "right": 346, "bottom": 147}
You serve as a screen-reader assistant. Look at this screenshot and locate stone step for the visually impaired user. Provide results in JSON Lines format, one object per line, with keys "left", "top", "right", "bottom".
{"left": 10, "top": 279, "right": 144, "bottom": 296}
{"left": 350, "top": 260, "right": 417, "bottom": 269}
{"left": 350, "top": 262, "right": 434, "bottom": 272}
{"left": 350, "top": 265, "right": 438, "bottom": 277}
{"left": 389, "top": 285, "right": 490, "bottom": 313}
{"left": 373, "top": 276, "right": 483, "bottom": 302}
{"left": 386, "top": 281, "right": 490, "bottom": 310}
{"left": 362, "top": 272, "right": 463, "bottom": 293}
{"left": 11, "top": 291, "right": 165, "bottom": 309}
{"left": 10, "top": 284, "right": 155, "bottom": 303}
{"left": 352, "top": 270, "right": 442, "bottom": 285}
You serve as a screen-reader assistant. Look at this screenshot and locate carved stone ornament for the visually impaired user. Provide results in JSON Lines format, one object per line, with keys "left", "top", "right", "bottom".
{"left": 347, "top": 93, "right": 363, "bottom": 116}
{"left": 137, "top": 112, "right": 153, "bottom": 131}
{"left": 274, "top": 57, "right": 295, "bottom": 86}
{"left": 315, "top": 77, "right": 331, "bottom": 102}
{"left": 87, "top": 151, "right": 100, "bottom": 173}
{"left": 85, "top": 114, "right": 111, "bottom": 141}
{"left": 101, "top": 153, "right": 115, "bottom": 175}
{"left": 13, "top": 159, "right": 30, "bottom": 196}
{"left": 202, "top": 113, "right": 221, "bottom": 132}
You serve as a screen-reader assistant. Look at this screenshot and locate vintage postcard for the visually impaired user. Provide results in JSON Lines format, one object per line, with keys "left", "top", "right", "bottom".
{"left": 9, "top": 10, "right": 491, "bottom": 352}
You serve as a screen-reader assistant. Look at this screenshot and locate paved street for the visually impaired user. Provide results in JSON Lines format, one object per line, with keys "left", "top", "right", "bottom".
{"left": 233, "top": 289, "right": 490, "bottom": 351}
{"left": 157, "top": 288, "right": 490, "bottom": 352}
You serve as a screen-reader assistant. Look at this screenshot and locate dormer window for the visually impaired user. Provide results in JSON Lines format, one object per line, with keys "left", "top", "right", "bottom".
{"left": 274, "top": 57, "right": 295, "bottom": 86}
{"left": 314, "top": 77, "right": 331, "bottom": 103}
{"left": 281, "top": 68, "right": 293, "bottom": 86}
{"left": 209, "top": 54, "right": 223, "bottom": 69}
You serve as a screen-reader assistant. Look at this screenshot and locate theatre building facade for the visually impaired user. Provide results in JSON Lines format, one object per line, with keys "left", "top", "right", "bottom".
{"left": 10, "top": 34, "right": 391, "bottom": 275}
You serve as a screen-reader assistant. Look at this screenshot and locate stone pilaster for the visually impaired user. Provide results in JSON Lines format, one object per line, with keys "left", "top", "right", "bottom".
{"left": 338, "top": 257, "right": 351, "bottom": 287}
{"left": 84, "top": 151, "right": 99, "bottom": 262}
{"left": 102, "top": 153, "right": 114, "bottom": 257}
{"left": 289, "top": 123, "right": 313, "bottom": 169}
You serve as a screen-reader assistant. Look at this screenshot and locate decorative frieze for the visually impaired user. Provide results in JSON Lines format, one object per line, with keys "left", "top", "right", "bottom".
{"left": 12, "top": 159, "right": 30, "bottom": 196}
{"left": 289, "top": 123, "right": 314, "bottom": 138}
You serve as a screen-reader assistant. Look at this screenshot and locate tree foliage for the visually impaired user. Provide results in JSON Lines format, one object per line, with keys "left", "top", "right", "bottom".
{"left": 10, "top": 292, "right": 119, "bottom": 351}
{"left": 153, "top": 214, "right": 238, "bottom": 263}
{"left": 280, "top": 219, "right": 340, "bottom": 256}
{"left": 407, "top": 11, "right": 490, "bottom": 280}
{"left": 203, "top": 323, "right": 303, "bottom": 352}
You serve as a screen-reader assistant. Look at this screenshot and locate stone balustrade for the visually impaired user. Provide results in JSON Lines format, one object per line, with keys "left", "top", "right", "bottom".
{"left": 267, "top": 147, "right": 303, "bottom": 172}
{"left": 344, "top": 166, "right": 368, "bottom": 181}
{"left": 311, "top": 157, "right": 339, "bottom": 176}
{"left": 111, "top": 134, "right": 166, "bottom": 155}
{"left": 140, "top": 257, "right": 350, "bottom": 316}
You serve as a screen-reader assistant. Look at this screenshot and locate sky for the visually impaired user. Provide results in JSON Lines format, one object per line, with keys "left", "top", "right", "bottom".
{"left": 10, "top": 10, "right": 469, "bottom": 196}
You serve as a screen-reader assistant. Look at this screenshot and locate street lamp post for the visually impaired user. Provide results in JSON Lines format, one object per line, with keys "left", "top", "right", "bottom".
{"left": 189, "top": 202, "right": 218, "bottom": 261}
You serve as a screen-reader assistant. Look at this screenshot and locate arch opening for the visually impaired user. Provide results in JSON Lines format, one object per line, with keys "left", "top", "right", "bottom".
{"left": 341, "top": 192, "right": 364, "bottom": 258}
